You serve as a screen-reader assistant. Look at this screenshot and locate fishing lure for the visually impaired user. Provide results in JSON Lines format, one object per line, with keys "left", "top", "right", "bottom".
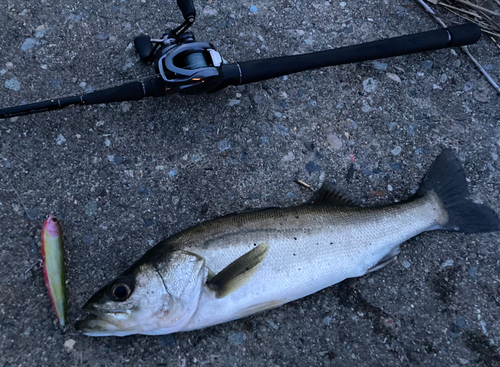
{"left": 41, "top": 215, "right": 66, "bottom": 326}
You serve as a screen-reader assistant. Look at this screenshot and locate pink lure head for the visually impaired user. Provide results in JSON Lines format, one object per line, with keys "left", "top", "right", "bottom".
{"left": 42, "top": 215, "right": 61, "bottom": 238}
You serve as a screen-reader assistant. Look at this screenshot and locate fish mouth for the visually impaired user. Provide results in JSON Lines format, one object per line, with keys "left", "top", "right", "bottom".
{"left": 75, "top": 306, "right": 132, "bottom": 336}
{"left": 74, "top": 317, "right": 122, "bottom": 336}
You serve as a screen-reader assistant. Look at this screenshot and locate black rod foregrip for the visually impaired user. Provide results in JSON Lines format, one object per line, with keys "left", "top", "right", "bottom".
{"left": 223, "top": 23, "right": 481, "bottom": 86}
{"left": 0, "top": 78, "right": 167, "bottom": 119}
{"left": 177, "top": 0, "right": 196, "bottom": 20}
{"left": 0, "top": 96, "right": 82, "bottom": 119}
{"left": 82, "top": 81, "right": 145, "bottom": 104}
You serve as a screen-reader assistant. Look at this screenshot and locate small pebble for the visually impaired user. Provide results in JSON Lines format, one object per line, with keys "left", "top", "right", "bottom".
{"left": 64, "top": 339, "right": 76, "bottom": 353}
{"left": 218, "top": 139, "right": 231, "bottom": 152}
{"left": 157, "top": 334, "right": 176, "bottom": 348}
{"left": 362, "top": 78, "right": 377, "bottom": 93}
{"left": 21, "top": 38, "right": 38, "bottom": 51}
{"left": 388, "top": 122, "right": 397, "bottom": 131}
{"left": 95, "top": 33, "right": 109, "bottom": 41}
{"left": 5, "top": 77, "right": 21, "bottom": 91}
{"left": 327, "top": 134, "right": 343, "bottom": 150}
{"left": 228, "top": 99, "right": 240, "bottom": 107}
{"left": 391, "top": 146, "right": 402, "bottom": 156}
{"left": 455, "top": 316, "right": 466, "bottom": 328}
{"left": 228, "top": 332, "right": 247, "bottom": 346}
{"left": 26, "top": 207, "right": 39, "bottom": 221}
{"left": 402, "top": 260, "right": 411, "bottom": 269}
{"left": 69, "top": 14, "right": 82, "bottom": 22}
{"left": 420, "top": 60, "right": 433, "bottom": 70}
{"left": 114, "top": 156, "right": 124, "bottom": 165}
{"left": 82, "top": 234, "right": 94, "bottom": 245}
{"left": 441, "top": 259, "right": 454, "bottom": 269}
{"left": 85, "top": 201, "right": 97, "bottom": 216}
{"left": 323, "top": 316, "right": 332, "bottom": 326}
{"left": 122, "top": 59, "right": 134, "bottom": 71}
{"left": 372, "top": 61, "right": 388, "bottom": 71}
{"left": 389, "top": 162, "right": 403, "bottom": 171}
{"left": 305, "top": 161, "right": 321, "bottom": 174}
{"left": 202, "top": 5, "right": 218, "bottom": 16}
{"left": 447, "top": 324, "right": 461, "bottom": 339}
{"left": 23, "top": 327, "right": 31, "bottom": 336}
{"left": 304, "top": 142, "right": 314, "bottom": 151}
{"left": 400, "top": 286, "right": 411, "bottom": 298}
{"left": 286, "top": 192, "right": 298, "bottom": 199}
{"left": 266, "top": 319, "right": 279, "bottom": 330}
{"left": 138, "top": 186, "right": 149, "bottom": 195}
{"left": 463, "top": 81, "right": 474, "bottom": 92}
{"left": 250, "top": 5, "right": 258, "bottom": 13}
{"left": 282, "top": 151, "right": 295, "bottom": 162}
{"left": 274, "top": 124, "right": 289, "bottom": 136}
{"left": 143, "top": 218, "right": 155, "bottom": 228}
{"left": 386, "top": 73, "right": 401, "bottom": 83}
{"left": 473, "top": 90, "right": 489, "bottom": 103}
{"left": 468, "top": 267, "right": 478, "bottom": 279}
{"left": 56, "top": 134, "right": 66, "bottom": 145}
{"left": 406, "top": 123, "right": 417, "bottom": 135}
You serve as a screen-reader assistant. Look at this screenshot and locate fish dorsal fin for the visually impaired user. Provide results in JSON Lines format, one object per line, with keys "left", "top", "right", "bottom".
{"left": 206, "top": 242, "right": 269, "bottom": 298}
{"left": 309, "top": 183, "right": 356, "bottom": 207}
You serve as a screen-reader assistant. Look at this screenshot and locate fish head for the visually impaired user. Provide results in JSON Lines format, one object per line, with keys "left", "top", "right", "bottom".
{"left": 75, "top": 249, "right": 206, "bottom": 336}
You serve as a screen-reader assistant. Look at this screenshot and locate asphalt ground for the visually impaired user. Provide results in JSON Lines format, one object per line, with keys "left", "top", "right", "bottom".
{"left": 0, "top": 0, "right": 499, "bottom": 366}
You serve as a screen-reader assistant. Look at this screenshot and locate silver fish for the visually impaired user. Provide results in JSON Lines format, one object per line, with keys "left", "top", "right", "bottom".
{"left": 76, "top": 150, "right": 499, "bottom": 336}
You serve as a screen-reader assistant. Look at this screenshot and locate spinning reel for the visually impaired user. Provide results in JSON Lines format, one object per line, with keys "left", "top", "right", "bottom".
{"left": 0, "top": 0, "right": 482, "bottom": 119}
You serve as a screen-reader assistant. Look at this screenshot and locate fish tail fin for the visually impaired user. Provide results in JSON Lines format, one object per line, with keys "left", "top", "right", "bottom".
{"left": 415, "top": 149, "right": 500, "bottom": 234}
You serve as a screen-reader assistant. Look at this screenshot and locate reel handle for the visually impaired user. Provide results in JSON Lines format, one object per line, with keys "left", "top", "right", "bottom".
{"left": 177, "top": 0, "right": 196, "bottom": 21}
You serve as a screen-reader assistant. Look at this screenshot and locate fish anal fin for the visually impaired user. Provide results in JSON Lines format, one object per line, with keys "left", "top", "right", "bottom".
{"left": 236, "top": 299, "right": 286, "bottom": 318}
{"left": 309, "top": 182, "right": 357, "bottom": 207}
{"left": 207, "top": 243, "right": 270, "bottom": 298}
{"left": 367, "top": 246, "right": 400, "bottom": 273}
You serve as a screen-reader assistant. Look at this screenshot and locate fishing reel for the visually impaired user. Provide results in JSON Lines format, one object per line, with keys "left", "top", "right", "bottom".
{"left": 133, "top": 1, "right": 223, "bottom": 94}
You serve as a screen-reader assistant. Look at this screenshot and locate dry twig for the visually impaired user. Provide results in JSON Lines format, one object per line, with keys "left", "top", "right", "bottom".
{"left": 417, "top": 1, "right": 500, "bottom": 94}
{"left": 451, "top": 0, "right": 500, "bottom": 17}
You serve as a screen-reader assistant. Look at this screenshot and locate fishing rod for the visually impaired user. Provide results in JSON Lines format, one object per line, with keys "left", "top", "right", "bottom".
{"left": 0, "top": 0, "right": 482, "bottom": 120}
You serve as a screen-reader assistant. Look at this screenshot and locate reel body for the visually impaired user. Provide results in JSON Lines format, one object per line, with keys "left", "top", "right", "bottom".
{"left": 135, "top": 22, "right": 224, "bottom": 94}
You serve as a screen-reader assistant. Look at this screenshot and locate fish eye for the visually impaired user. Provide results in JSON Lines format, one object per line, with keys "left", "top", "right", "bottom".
{"left": 111, "top": 283, "right": 132, "bottom": 301}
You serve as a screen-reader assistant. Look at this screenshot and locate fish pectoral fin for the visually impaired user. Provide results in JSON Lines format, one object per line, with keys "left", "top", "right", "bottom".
{"left": 206, "top": 242, "right": 270, "bottom": 298}
{"left": 367, "top": 245, "right": 400, "bottom": 273}
{"left": 309, "top": 182, "right": 357, "bottom": 207}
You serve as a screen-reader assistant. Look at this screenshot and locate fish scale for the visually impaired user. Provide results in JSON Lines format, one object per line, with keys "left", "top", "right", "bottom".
{"left": 180, "top": 195, "right": 442, "bottom": 331}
